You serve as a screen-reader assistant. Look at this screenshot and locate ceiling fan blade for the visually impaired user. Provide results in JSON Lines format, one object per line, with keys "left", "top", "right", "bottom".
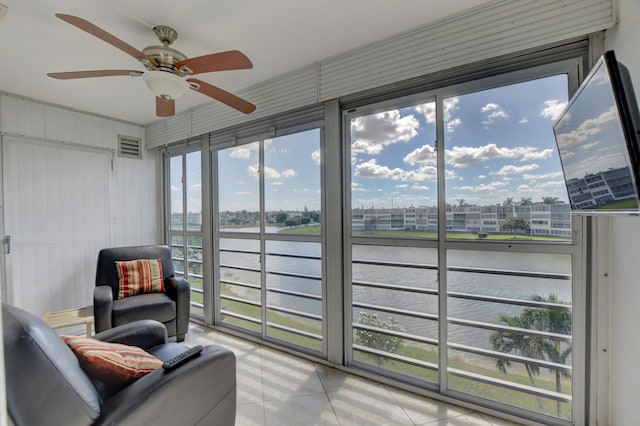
{"left": 187, "top": 78, "right": 255, "bottom": 114}
{"left": 47, "top": 70, "right": 143, "bottom": 80}
{"left": 55, "top": 14, "right": 157, "bottom": 67}
{"left": 156, "top": 97, "right": 175, "bottom": 117}
{"left": 176, "top": 50, "right": 252, "bottom": 74}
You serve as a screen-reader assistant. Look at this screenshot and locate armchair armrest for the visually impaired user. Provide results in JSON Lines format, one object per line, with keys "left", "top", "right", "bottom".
{"left": 165, "top": 277, "right": 190, "bottom": 340}
{"left": 164, "top": 276, "right": 189, "bottom": 301}
{"left": 93, "top": 285, "right": 113, "bottom": 333}
{"left": 98, "top": 345, "right": 236, "bottom": 426}
{"left": 93, "top": 319, "right": 168, "bottom": 350}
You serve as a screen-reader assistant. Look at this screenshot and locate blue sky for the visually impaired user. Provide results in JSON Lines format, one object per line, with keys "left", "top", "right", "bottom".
{"left": 351, "top": 74, "right": 571, "bottom": 208}
{"left": 173, "top": 74, "right": 578, "bottom": 214}
{"left": 216, "top": 129, "right": 321, "bottom": 213}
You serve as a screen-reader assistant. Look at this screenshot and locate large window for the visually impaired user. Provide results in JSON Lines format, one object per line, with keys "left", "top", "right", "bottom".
{"left": 165, "top": 55, "right": 586, "bottom": 425}
{"left": 214, "top": 128, "right": 324, "bottom": 353}
{"left": 345, "top": 63, "right": 582, "bottom": 423}
{"left": 167, "top": 150, "right": 204, "bottom": 317}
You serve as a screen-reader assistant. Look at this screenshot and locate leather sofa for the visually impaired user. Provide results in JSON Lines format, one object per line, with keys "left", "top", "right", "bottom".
{"left": 2, "top": 303, "right": 236, "bottom": 425}
{"left": 94, "top": 245, "right": 190, "bottom": 341}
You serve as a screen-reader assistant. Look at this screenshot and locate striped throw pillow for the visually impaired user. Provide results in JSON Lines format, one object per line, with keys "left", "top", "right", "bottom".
{"left": 116, "top": 258, "right": 164, "bottom": 299}
{"left": 62, "top": 335, "right": 162, "bottom": 388}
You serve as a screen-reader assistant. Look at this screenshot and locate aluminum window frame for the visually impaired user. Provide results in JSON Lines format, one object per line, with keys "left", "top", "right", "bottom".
{"left": 210, "top": 119, "right": 329, "bottom": 358}
{"left": 342, "top": 57, "right": 586, "bottom": 425}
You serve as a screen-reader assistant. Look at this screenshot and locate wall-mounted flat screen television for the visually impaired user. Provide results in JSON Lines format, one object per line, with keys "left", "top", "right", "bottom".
{"left": 553, "top": 50, "right": 640, "bottom": 215}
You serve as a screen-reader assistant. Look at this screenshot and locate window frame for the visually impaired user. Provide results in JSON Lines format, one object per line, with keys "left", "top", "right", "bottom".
{"left": 342, "top": 57, "right": 587, "bottom": 425}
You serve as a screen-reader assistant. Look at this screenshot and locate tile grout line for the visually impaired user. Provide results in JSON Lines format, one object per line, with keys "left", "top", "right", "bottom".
{"left": 314, "top": 364, "right": 343, "bottom": 426}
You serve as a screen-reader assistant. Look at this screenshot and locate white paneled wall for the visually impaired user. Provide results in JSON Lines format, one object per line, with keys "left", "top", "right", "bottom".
{"left": 600, "top": 0, "right": 640, "bottom": 423}
{"left": 0, "top": 93, "right": 160, "bottom": 315}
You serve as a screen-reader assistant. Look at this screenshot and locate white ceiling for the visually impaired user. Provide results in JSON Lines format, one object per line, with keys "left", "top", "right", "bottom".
{"left": 0, "top": 0, "right": 493, "bottom": 125}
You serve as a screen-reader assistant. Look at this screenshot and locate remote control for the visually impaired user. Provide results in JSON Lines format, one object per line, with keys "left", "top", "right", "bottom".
{"left": 162, "top": 345, "right": 203, "bottom": 371}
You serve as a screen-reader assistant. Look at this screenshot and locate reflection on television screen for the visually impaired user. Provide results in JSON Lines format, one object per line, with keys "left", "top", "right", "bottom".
{"left": 553, "top": 51, "right": 640, "bottom": 214}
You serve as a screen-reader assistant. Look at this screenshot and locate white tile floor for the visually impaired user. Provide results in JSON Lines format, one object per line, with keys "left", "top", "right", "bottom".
{"left": 185, "top": 324, "right": 523, "bottom": 426}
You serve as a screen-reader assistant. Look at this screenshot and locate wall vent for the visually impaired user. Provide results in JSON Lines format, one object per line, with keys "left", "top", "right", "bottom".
{"left": 117, "top": 135, "right": 142, "bottom": 159}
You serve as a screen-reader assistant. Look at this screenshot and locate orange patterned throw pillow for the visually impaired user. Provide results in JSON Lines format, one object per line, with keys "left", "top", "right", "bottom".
{"left": 116, "top": 258, "right": 164, "bottom": 299}
{"left": 62, "top": 335, "right": 163, "bottom": 387}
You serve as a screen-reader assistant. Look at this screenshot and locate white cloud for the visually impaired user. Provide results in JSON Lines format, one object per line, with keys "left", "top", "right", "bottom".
{"left": 523, "top": 171, "right": 564, "bottom": 181}
{"left": 555, "top": 106, "right": 617, "bottom": 149}
{"left": 454, "top": 181, "right": 509, "bottom": 192}
{"left": 540, "top": 100, "right": 568, "bottom": 121}
{"left": 352, "top": 182, "right": 369, "bottom": 192}
{"left": 519, "top": 148, "right": 553, "bottom": 161}
{"left": 354, "top": 159, "right": 454, "bottom": 183}
{"left": 229, "top": 145, "right": 258, "bottom": 159}
{"left": 538, "top": 180, "right": 566, "bottom": 189}
{"left": 247, "top": 165, "right": 297, "bottom": 180}
{"left": 481, "top": 103, "right": 508, "bottom": 125}
{"left": 519, "top": 117, "right": 529, "bottom": 124}
{"left": 280, "top": 169, "right": 297, "bottom": 178}
{"left": 447, "top": 118, "right": 462, "bottom": 133}
{"left": 404, "top": 144, "right": 436, "bottom": 166}
{"left": 404, "top": 165, "right": 438, "bottom": 182}
{"left": 411, "top": 185, "right": 429, "bottom": 190}
{"left": 445, "top": 143, "right": 550, "bottom": 167}
{"left": 497, "top": 164, "right": 540, "bottom": 175}
{"left": 354, "top": 159, "right": 405, "bottom": 180}
{"left": 351, "top": 110, "right": 419, "bottom": 156}
{"left": 171, "top": 185, "right": 179, "bottom": 192}
{"left": 581, "top": 141, "right": 601, "bottom": 151}
{"left": 416, "top": 97, "right": 461, "bottom": 133}
{"left": 311, "top": 149, "right": 321, "bottom": 165}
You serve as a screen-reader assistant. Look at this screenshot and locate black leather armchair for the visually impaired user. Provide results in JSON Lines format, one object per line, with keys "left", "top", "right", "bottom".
{"left": 2, "top": 303, "right": 236, "bottom": 426}
{"left": 94, "top": 245, "right": 190, "bottom": 341}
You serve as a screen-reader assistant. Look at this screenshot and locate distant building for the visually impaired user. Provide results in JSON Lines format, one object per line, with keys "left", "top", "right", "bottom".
{"left": 567, "top": 167, "right": 636, "bottom": 209}
{"left": 352, "top": 203, "right": 572, "bottom": 237}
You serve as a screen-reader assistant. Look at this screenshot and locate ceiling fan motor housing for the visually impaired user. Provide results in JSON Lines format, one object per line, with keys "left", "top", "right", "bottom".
{"left": 153, "top": 25, "right": 178, "bottom": 45}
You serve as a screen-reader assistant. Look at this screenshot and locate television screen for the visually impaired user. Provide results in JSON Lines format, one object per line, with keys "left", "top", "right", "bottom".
{"left": 553, "top": 50, "right": 640, "bottom": 215}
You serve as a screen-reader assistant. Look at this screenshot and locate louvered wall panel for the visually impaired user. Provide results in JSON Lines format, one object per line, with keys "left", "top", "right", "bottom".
{"left": 146, "top": 65, "right": 318, "bottom": 148}
{"left": 208, "top": 103, "right": 325, "bottom": 147}
{"left": 145, "top": 120, "right": 167, "bottom": 147}
{"left": 320, "top": 0, "right": 614, "bottom": 99}
{"left": 145, "top": 0, "right": 614, "bottom": 148}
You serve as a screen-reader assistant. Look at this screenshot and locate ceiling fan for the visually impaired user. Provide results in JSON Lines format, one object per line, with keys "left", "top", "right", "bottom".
{"left": 47, "top": 14, "right": 256, "bottom": 117}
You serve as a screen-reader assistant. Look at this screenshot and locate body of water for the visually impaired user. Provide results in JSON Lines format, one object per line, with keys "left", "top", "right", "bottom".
{"left": 219, "top": 234, "right": 573, "bottom": 352}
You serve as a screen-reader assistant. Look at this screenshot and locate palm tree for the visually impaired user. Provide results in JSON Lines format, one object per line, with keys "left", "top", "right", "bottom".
{"left": 503, "top": 197, "right": 514, "bottom": 206}
{"left": 490, "top": 294, "right": 572, "bottom": 417}
{"left": 519, "top": 197, "right": 533, "bottom": 205}
{"left": 542, "top": 196, "right": 559, "bottom": 205}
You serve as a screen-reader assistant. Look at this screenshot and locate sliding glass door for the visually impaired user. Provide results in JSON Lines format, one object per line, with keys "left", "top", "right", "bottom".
{"left": 345, "top": 62, "right": 583, "bottom": 423}
{"left": 167, "top": 150, "right": 204, "bottom": 318}
{"left": 213, "top": 128, "right": 325, "bottom": 354}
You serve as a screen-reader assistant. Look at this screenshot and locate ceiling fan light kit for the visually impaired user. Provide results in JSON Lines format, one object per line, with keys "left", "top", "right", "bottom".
{"left": 142, "top": 70, "right": 189, "bottom": 100}
{"left": 48, "top": 14, "right": 255, "bottom": 117}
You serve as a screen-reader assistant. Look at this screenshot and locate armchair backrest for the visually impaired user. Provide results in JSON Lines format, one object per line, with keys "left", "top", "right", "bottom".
{"left": 95, "top": 245, "right": 176, "bottom": 300}
{"left": 2, "top": 303, "right": 101, "bottom": 426}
